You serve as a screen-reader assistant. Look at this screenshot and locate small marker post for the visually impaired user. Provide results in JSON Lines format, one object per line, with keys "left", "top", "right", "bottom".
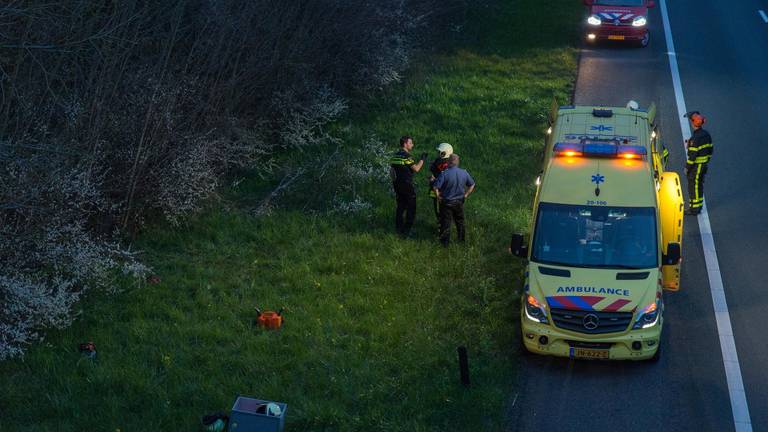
{"left": 457, "top": 346, "right": 470, "bottom": 387}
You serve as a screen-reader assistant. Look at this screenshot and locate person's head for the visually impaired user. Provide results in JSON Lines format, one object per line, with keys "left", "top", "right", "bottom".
{"left": 686, "top": 111, "right": 706, "bottom": 129}
{"left": 400, "top": 135, "right": 414, "bottom": 152}
{"left": 436, "top": 142, "right": 454, "bottom": 159}
{"left": 448, "top": 153, "right": 460, "bottom": 167}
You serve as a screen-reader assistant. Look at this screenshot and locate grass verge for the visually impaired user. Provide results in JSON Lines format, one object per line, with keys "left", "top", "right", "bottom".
{"left": 0, "top": 1, "right": 580, "bottom": 430}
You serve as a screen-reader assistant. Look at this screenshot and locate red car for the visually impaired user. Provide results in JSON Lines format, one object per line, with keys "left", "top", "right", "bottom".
{"left": 584, "top": 0, "right": 655, "bottom": 47}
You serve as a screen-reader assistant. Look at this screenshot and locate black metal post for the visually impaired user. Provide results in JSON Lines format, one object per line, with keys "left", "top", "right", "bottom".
{"left": 458, "top": 346, "right": 470, "bottom": 387}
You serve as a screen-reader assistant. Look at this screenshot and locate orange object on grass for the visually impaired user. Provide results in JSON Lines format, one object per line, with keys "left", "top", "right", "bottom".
{"left": 256, "top": 308, "right": 284, "bottom": 329}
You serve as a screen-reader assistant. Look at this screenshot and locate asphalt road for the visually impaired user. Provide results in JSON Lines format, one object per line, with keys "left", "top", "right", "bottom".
{"left": 507, "top": 1, "right": 768, "bottom": 430}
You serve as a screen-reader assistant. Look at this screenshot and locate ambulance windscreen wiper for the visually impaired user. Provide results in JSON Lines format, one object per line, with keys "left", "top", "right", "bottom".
{"left": 534, "top": 259, "right": 592, "bottom": 269}
{"left": 597, "top": 264, "right": 652, "bottom": 270}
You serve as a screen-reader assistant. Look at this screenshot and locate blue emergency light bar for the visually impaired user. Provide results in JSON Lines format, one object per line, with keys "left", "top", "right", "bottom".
{"left": 553, "top": 142, "right": 647, "bottom": 159}
{"left": 592, "top": 109, "right": 613, "bottom": 118}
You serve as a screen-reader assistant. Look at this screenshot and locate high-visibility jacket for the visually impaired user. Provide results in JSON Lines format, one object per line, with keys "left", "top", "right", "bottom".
{"left": 686, "top": 128, "right": 713, "bottom": 166}
{"left": 390, "top": 150, "right": 415, "bottom": 185}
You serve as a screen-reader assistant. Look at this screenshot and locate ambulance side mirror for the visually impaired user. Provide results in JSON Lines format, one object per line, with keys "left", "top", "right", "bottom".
{"left": 662, "top": 242, "right": 681, "bottom": 265}
{"left": 509, "top": 234, "right": 528, "bottom": 258}
{"left": 647, "top": 1, "right": 656, "bottom": 8}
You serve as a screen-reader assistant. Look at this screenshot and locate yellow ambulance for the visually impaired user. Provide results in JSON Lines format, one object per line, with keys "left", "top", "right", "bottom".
{"left": 509, "top": 102, "right": 683, "bottom": 361}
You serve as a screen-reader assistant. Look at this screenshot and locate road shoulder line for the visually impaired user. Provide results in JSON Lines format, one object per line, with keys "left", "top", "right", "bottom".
{"left": 659, "top": 1, "right": 753, "bottom": 430}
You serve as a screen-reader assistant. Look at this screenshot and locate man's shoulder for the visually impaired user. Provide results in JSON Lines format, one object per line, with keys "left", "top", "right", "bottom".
{"left": 694, "top": 128, "right": 712, "bottom": 140}
{"left": 391, "top": 150, "right": 414, "bottom": 164}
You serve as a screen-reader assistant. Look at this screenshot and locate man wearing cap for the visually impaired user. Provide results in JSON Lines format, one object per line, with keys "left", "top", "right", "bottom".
{"left": 683, "top": 112, "right": 713, "bottom": 215}
{"left": 390, "top": 135, "right": 427, "bottom": 237}
{"left": 433, "top": 154, "right": 476, "bottom": 246}
{"left": 428, "top": 143, "right": 453, "bottom": 226}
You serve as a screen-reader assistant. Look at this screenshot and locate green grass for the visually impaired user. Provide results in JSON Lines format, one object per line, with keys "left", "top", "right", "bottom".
{"left": 0, "top": 1, "right": 580, "bottom": 431}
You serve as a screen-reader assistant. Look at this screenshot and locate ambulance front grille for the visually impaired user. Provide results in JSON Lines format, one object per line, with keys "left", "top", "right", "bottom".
{"left": 550, "top": 308, "right": 633, "bottom": 334}
{"left": 600, "top": 24, "right": 636, "bottom": 35}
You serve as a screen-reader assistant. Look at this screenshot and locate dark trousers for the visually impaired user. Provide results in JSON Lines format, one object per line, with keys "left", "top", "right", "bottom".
{"left": 687, "top": 164, "right": 708, "bottom": 211}
{"left": 394, "top": 183, "right": 416, "bottom": 235}
{"left": 439, "top": 199, "right": 465, "bottom": 245}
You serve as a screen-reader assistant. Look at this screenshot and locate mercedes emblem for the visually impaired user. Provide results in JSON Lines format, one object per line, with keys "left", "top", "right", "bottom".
{"left": 583, "top": 313, "right": 600, "bottom": 330}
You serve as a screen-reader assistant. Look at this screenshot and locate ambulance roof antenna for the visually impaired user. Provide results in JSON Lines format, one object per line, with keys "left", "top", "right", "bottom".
{"left": 627, "top": 100, "right": 639, "bottom": 124}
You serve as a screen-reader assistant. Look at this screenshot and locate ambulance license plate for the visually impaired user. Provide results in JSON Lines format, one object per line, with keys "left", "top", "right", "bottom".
{"left": 571, "top": 347, "right": 609, "bottom": 359}
{"left": 608, "top": 35, "right": 625, "bottom": 40}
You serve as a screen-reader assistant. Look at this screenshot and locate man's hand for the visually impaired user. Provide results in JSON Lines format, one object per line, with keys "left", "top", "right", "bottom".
{"left": 420, "top": 152, "right": 428, "bottom": 162}
{"left": 464, "top": 184, "right": 475, "bottom": 200}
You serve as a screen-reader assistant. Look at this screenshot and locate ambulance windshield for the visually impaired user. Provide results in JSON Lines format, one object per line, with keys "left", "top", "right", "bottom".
{"left": 531, "top": 203, "right": 657, "bottom": 269}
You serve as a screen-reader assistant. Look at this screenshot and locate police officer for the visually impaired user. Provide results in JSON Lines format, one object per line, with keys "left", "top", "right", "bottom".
{"left": 683, "top": 112, "right": 713, "bottom": 215}
{"left": 433, "top": 154, "right": 475, "bottom": 246}
{"left": 390, "top": 135, "right": 427, "bottom": 237}
{"left": 428, "top": 143, "right": 453, "bottom": 224}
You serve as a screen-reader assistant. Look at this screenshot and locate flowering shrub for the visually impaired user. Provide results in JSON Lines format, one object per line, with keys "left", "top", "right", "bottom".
{"left": 284, "top": 134, "right": 391, "bottom": 215}
{"left": 0, "top": 149, "right": 148, "bottom": 360}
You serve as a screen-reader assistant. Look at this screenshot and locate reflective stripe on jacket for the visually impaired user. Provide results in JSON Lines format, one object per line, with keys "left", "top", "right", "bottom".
{"left": 390, "top": 150, "right": 415, "bottom": 185}
{"left": 686, "top": 128, "right": 713, "bottom": 166}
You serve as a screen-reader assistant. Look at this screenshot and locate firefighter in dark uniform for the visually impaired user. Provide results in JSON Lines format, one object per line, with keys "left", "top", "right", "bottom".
{"left": 428, "top": 143, "right": 453, "bottom": 224}
{"left": 683, "top": 112, "right": 713, "bottom": 215}
{"left": 390, "top": 135, "right": 426, "bottom": 237}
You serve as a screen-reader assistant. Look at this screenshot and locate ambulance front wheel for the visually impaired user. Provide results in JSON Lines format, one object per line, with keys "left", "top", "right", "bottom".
{"left": 649, "top": 343, "right": 661, "bottom": 362}
{"left": 519, "top": 335, "right": 531, "bottom": 357}
{"left": 637, "top": 31, "right": 650, "bottom": 48}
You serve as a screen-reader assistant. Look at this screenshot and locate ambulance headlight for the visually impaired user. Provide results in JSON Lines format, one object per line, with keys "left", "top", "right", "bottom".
{"left": 587, "top": 15, "right": 602, "bottom": 26}
{"left": 632, "top": 300, "right": 660, "bottom": 329}
{"left": 632, "top": 16, "right": 647, "bottom": 27}
{"left": 525, "top": 294, "right": 549, "bottom": 324}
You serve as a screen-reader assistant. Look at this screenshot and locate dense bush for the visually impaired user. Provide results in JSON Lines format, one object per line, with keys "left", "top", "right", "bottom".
{"left": 0, "top": 1, "right": 468, "bottom": 359}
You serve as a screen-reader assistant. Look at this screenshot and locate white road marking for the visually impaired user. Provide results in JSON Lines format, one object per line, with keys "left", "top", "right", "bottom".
{"left": 659, "top": 0, "right": 753, "bottom": 431}
{"left": 759, "top": 10, "right": 768, "bottom": 23}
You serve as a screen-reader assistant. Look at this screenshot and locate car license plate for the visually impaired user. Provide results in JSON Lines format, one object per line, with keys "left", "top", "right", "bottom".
{"left": 608, "top": 35, "right": 625, "bottom": 40}
{"left": 571, "top": 347, "right": 610, "bottom": 359}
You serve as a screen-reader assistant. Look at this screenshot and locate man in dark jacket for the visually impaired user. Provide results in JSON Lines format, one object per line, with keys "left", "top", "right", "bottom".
{"left": 433, "top": 154, "right": 475, "bottom": 246}
{"left": 390, "top": 135, "right": 427, "bottom": 237}
{"left": 683, "top": 112, "right": 713, "bottom": 215}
